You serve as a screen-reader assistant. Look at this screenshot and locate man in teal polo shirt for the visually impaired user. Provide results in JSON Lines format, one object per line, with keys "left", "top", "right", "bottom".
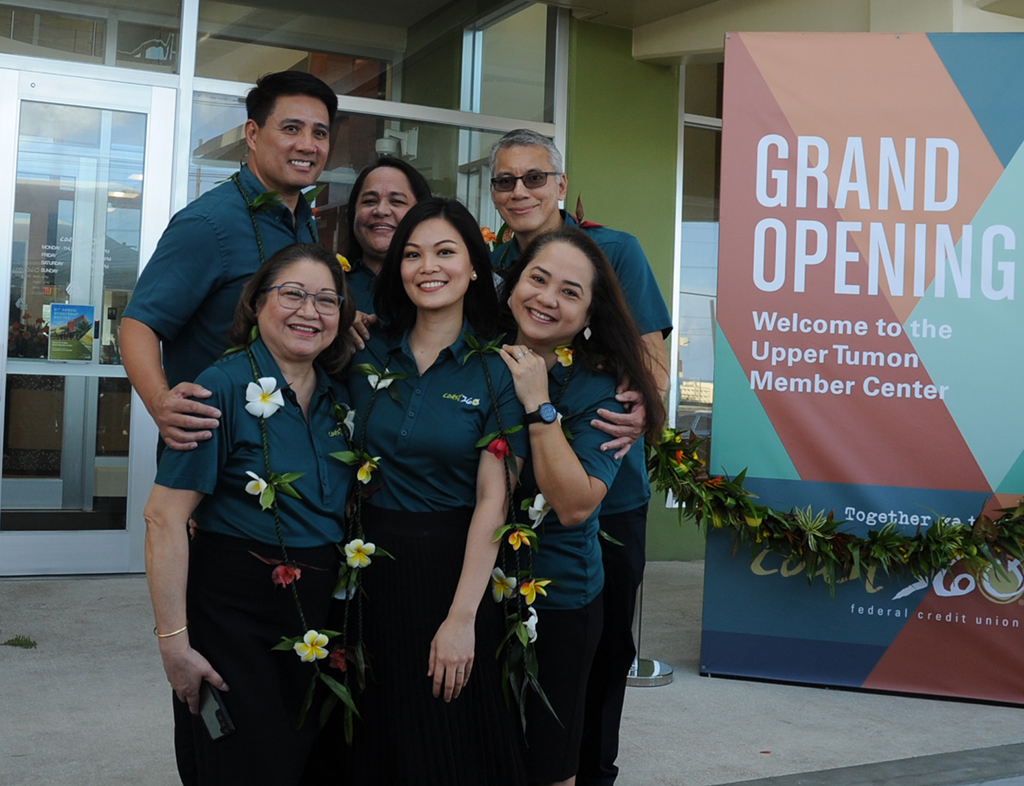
{"left": 121, "top": 71, "right": 337, "bottom": 450}
{"left": 489, "top": 129, "right": 672, "bottom": 786}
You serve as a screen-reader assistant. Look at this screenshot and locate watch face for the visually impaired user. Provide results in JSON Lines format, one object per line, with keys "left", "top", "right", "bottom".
{"left": 539, "top": 403, "right": 558, "bottom": 423}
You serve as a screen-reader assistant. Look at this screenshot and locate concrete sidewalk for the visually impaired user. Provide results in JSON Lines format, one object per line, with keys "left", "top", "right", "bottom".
{"left": 2, "top": 561, "right": 1023, "bottom": 785}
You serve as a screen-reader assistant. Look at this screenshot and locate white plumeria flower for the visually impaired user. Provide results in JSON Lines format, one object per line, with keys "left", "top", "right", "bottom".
{"left": 366, "top": 373, "right": 394, "bottom": 391}
{"left": 245, "top": 377, "right": 285, "bottom": 418}
{"left": 491, "top": 567, "right": 516, "bottom": 602}
{"left": 345, "top": 539, "right": 376, "bottom": 568}
{"left": 341, "top": 407, "right": 356, "bottom": 436}
{"left": 244, "top": 471, "right": 267, "bottom": 496}
{"left": 524, "top": 607, "right": 539, "bottom": 643}
{"left": 294, "top": 630, "right": 329, "bottom": 662}
{"left": 527, "top": 493, "right": 552, "bottom": 528}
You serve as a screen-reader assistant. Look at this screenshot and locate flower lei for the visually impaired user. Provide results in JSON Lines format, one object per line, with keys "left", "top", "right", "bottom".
{"left": 462, "top": 332, "right": 564, "bottom": 731}
{"left": 647, "top": 429, "right": 1024, "bottom": 594}
{"left": 231, "top": 331, "right": 359, "bottom": 730}
{"left": 319, "top": 357, "right": 404, "bottom": 743}
{"left": 230, "top": 169, "right": 320, "bottom": 263}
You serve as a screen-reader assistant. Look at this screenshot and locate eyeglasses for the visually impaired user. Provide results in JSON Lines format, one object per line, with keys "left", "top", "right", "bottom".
{"left": 264, "top": 285, "right": 343, "bottom": 315}
{"left": 490, "top": 171, "right": 560, "bottom": 192}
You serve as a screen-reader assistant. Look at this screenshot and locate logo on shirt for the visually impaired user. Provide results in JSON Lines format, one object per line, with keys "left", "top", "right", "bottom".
{"left": 442, "top": 392, "right": 481, "bottom": 407}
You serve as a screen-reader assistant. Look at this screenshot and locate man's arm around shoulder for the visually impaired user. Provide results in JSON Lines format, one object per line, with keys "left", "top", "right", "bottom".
{"left": 120, "top": 317, "right": 221, "bottom": 450}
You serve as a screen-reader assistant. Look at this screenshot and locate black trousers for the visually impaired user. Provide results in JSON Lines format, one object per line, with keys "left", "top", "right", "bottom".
{"left": 171, "top": 531, "right": 338, "bottom": 786}
{"left": 576, "top": 504, "right": 648, "bottom": 786}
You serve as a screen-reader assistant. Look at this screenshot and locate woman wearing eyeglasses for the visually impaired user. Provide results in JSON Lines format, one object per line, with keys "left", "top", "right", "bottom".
{"left": 144, "top": 243, "right": 357, "bottom": 786}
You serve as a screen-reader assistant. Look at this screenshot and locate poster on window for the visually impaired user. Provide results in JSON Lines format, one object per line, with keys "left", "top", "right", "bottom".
{"left": 705, "top": 32, "right": 1024, "bottom": 702}
{"left": 48, "top": 304, "right": 95, "bottom": 361}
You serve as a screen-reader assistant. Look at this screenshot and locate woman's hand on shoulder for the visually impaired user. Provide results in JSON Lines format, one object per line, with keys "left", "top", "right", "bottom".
{"left": 499, "top": 344, "right": 549, "bottom": 412}
{"left": 158, "top": 636, "right": 228, "bottom": 714}
{"left": 428, "top": 613, "right": 475, "bottom": 703}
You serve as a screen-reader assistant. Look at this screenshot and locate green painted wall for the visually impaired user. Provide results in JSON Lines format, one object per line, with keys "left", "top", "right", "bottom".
{"left": 565, "top": 19, "right": 705, "bottom": 560}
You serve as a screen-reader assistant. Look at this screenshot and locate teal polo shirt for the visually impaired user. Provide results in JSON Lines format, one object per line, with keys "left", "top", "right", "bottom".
{"left": 155, "top": 337, "right": 352, "bottom": 548}
{"left": 519, "top": 363, "right": 623, "bottom": 610}
{"left": 124, "top": 165, "right": 318, "bottom": 390}
{"left": 346, "top": 324, "right": 526, "bottom": 512}
{"left": 491, "top": 212, "right": 673, "bottom": 516}
{"left": 346, "top": 257, "right": 378, "bottom": 316}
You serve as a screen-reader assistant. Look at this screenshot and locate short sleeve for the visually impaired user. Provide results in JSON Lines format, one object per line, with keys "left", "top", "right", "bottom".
{"left": 124, "top": 211, "right": 225, "bottom": 343}
{"left": 562, "top": 378, "right": 624, "bottom": 493}
{"left": 597, "top": 230, "right": 672, "bottom": 338}
{"left": 154, "top": 364, "right": 232, "bottom": 494}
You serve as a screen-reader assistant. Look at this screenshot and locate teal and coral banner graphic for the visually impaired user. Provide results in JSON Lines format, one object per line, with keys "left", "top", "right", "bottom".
{"left": 706, "top": 32, "right": 1024, "bottom": 702}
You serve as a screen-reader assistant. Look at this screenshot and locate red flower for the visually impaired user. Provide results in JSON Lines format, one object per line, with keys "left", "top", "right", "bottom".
{"left": 311, "top": 206, "right": 318, "bottom": 216}
{"left": 271, "top": 564, "right": 301, "bottom": 587}
{"left": 329, "top": 648, "right": 348, "bottom": 672}
{"left": 487, "top": 437, "right": 510, "bottom": 460}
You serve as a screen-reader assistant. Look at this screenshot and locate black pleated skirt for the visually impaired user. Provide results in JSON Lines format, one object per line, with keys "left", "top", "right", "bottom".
{"left": 173, "top": 530, "right": 339, "bottom": 786}
{"left": 310, "top": 505, "right": 526, "bottom": 786}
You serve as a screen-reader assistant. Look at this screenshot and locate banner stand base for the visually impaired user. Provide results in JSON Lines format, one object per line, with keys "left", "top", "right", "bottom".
{"left": 627, "top": 656, "right": 673, "bottom": 687}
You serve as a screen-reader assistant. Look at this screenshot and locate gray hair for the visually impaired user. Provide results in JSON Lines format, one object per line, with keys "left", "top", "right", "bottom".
{"left": 488, "top": 128, "right": 564, "bottom": 179}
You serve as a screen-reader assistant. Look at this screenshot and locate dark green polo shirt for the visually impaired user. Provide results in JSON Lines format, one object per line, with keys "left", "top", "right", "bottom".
{"left": 518, "top": 362, "right": 623, "bottom": 610}
{"left": 346, "top": 324, "right": 526, "bottom": 512}
{"left": 491, "top": 212, "right": 673, "bottom": 516}
{"left": 346, "top": 257, "right": 378, "bottom": 316}
{"left": 124, "top": 165, "right": 318, "bottom": 390}
{"left": 155, "top": 337, "right": 352, "bottom": 548}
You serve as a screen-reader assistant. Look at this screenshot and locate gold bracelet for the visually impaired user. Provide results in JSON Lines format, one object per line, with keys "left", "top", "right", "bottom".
{"left": 153, "top": 623, "right": 188, "bottom": 639}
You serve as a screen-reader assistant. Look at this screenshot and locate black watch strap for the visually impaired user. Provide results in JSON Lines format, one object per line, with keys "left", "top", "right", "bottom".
{"left": 524, "top": 402, "right": 558, "bottom": 425}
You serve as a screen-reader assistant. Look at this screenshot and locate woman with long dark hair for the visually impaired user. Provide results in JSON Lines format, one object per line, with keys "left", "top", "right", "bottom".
{"left": 319, "top": 197, "right": 527, "bottom": 784}
{"left": 497, "top": 227, "right": 665, "bottom": 786}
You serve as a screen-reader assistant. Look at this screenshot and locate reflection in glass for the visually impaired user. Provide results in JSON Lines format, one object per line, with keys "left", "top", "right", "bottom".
{"left": 2, "top": 98, "right": 143, "bottom": 531}
{"left": 0, "top": 1, "right": 181, "bottom": 72}
{"left": 189, "top": 93, "right": 507, "bottom": 252}
{"left": 195, "top": 0, "right": 555, "bottom": 121}
{"left": 12, "top": 101, "right": 145, "bottom": 365}
{"left": 678, "top": 125, "right": 721, "bottom": 436}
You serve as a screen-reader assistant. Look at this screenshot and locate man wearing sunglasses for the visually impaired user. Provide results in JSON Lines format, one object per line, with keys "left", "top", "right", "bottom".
{"left": 489, "top": 128, "right": 672, "bottom": 786}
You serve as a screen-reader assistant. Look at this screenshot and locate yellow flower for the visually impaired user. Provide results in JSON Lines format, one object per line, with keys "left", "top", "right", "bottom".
{"left": 491, "top": 567, "right": 516, "bottom": 602}
{"left": 294, "top": 630, "right": 329, "bottom": 662}
{"left": 335, "top": 253, "right": 351, "bottom": 272}
{"left": 357, "top": 457, "right": 380, "bottom": 484}
{"left": 554, "top": 346, "right": 573, "bottom": 367}
{"left": 345, "top": 539, "right": 376, "bottom": 568}
{"left": 519, "top": 578, "right": 551, "bottom": 605}
{"left": 508, "top": 529, "right": 529, "bottom": 550}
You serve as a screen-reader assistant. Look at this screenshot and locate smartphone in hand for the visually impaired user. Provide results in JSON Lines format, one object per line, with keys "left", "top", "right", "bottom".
{"left": 199, "top": 681, "right": 235, "bottom": 740}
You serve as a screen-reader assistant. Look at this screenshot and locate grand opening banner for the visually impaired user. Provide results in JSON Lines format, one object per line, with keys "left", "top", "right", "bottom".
{"left": 705, "top": 32, "right": 1024, "bottom": 702}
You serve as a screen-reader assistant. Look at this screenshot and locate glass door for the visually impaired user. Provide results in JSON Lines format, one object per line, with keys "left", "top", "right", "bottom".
{"left": 0, "top": 70, "right": 171, "bottom": 575}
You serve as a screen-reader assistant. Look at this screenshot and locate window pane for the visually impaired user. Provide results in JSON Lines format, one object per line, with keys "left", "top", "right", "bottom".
{"left": 677, "top": 125, "right": 720, "bottom": 440}
{"left": 195, "top": 0, "right": 555, "bottom": 121}
{"left": 189, "top": 93, "right": 508, "bottom": 253}
{"left": 0, "top": 1, "right": 180, "bottom": 72}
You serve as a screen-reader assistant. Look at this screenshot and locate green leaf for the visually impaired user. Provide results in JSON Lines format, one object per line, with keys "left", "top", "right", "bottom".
{"left": 294, "top": 672, "right": 317, "bottom": 729}
{"left": 259, "top": 484, "right": 276, "bottom": 511}
{"left": 599, "top": 529, "right": 624, "bottom": 547}
{"left": 303, "top": 183, "right": 326, "bottom": 204}
{"left": 331, "top": 450, "right": 361, "bottom": 466}
{"left": 319, "top": 692, "right": 339, "bottom": 728}
{"left": 320, "top": 671, "right": 361, "bottom": 718}
{"left": 2, "top": 634, "right": 37, "bottom": 649}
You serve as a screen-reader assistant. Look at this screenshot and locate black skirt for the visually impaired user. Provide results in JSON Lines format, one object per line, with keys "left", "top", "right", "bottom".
{"left": 173, "top": 530, "right": 339, "bottom": 786}
{"left": 310, "top": 505, "right": 526, "bottom": 786}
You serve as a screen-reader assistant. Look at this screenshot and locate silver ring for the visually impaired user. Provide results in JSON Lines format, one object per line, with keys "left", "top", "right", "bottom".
{"left": 515, "top": 353, "right": 524, "bottom": 359}
{"left": 525, "top": 348, "right": 534, "bottom": 354}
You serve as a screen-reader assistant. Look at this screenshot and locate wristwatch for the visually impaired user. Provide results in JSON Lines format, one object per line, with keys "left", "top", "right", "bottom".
{"left": 524, "top": 402, "right": 558, "bottom": 425}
